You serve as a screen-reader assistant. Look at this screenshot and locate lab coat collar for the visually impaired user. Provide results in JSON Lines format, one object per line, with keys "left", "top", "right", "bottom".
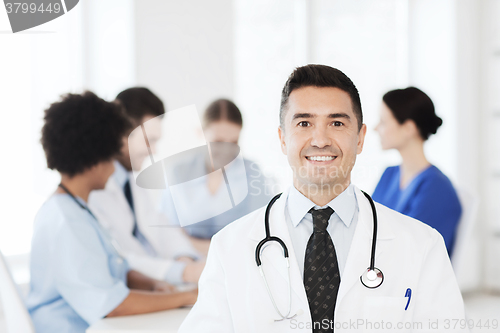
{"left": 287, "top": 183, "right": 356, "bottom": 228}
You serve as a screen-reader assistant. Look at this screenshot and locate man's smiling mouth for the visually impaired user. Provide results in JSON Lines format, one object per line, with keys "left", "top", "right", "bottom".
{"left": 305, "top": 155, "right": 337, "bottom": 162}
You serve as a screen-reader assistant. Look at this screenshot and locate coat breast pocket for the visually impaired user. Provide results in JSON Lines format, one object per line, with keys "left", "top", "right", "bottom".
{"left": 362, "top": 297, "right": 410, "bottom": 332}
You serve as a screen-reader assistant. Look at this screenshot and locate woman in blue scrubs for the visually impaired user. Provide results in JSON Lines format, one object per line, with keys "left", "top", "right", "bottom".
{"left": 372, "top": 87, "right": 462, "bottom": 256}
{"left": 26, "top": 92, "right": 197, "bottom": 333}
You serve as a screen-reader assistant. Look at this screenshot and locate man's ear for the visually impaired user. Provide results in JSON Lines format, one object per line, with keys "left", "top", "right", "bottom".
{"left": 357, "top": 124, "right": 367, "bottom": 155}
{"left": 120, "top": 136, "right": 129, "bottom": 155}
{"left": 278, "top": 126, "right": 287, "bottom": 155}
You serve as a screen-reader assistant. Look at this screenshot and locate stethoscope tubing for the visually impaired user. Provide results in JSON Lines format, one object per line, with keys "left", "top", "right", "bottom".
{"left": 361, "top": 190, "right": 378, "bottom": 271}
{"left": 255, "top": 193, "right": 286, "bottom": 266}
{"left": 256, "top": 189, "right": 382, "bottom": 289}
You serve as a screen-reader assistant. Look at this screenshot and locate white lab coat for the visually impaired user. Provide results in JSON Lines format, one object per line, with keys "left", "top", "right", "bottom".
{"left": 88, "top": 175, "right": 199, "bottom": 281}
{"left": 179, "top": 186, "right": 467, "bottom": 333}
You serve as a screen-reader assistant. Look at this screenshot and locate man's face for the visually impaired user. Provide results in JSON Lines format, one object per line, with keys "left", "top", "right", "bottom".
{"left": 119, "top": 115, "right": 162, "bottom": 172}
{"left": 278, "top": 86, "right": 366, "bottom": 195}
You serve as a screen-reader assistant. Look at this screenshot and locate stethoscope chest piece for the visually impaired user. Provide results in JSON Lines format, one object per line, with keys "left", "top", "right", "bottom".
{"left": 360, "top": 267, "right": 384, "bottom": 289}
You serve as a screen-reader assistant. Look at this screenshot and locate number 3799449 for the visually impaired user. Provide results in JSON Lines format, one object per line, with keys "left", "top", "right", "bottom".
{"left": 5, "top": 2, "right": 62, "bottom": 14}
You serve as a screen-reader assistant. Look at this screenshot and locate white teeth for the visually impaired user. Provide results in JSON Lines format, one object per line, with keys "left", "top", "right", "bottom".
{"left": 307, "top": 156, "right": 335, "bottom": 161}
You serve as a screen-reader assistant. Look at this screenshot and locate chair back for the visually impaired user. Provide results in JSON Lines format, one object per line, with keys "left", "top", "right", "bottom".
{"left": 451, "top": 187, "right": 480, "bottom": 291}
{"left": 0, "top": 250, "right": 35, "bottom": 333}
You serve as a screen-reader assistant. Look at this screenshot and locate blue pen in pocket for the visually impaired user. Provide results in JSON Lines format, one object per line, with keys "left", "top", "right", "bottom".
{"left": 405, "top": 288, "right": 412, "bottom": 310}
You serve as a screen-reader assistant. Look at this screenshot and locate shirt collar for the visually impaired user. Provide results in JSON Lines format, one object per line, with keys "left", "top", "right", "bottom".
{"left": 287, "top": 183, "right": 356, "bottom": 228}
{"left": 113, "top": 160, "right": 130, "bottom": 188}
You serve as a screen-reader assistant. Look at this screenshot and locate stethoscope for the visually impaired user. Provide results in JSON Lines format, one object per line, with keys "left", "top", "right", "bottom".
{"left": 58, "top": 183, "right": 125, "bottom": 262}
{"left": 255, "top": 190, "right": 384, "bottom": 321}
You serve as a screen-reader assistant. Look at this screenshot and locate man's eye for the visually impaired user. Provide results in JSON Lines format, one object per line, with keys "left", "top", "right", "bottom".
{"left": 298, "top": 121, "right": 310, "bottom": 127}
{"left": 333, "top": 121, "right": 344, "bottom": 127}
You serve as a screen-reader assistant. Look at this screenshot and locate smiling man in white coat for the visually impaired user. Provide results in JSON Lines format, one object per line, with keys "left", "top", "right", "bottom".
{"left": 179, "top": 65, "right": 467, "bottom": 332}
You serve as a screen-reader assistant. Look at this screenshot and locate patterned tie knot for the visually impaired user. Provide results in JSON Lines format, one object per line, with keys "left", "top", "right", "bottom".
{"left": 309, "top": 207, "right": 334, "bottom": 232}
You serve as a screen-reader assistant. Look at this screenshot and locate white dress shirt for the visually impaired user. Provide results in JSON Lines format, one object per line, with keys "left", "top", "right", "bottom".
{"left": 285, "top": 183, "right": 358, "bottom": 277}
{"left": 112, "top": 161, "right": 157, "bottom": 256}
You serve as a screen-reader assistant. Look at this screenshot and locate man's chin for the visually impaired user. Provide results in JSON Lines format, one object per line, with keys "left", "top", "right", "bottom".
{"left": 295, "top": 178, "right": 346, "bottom": 192}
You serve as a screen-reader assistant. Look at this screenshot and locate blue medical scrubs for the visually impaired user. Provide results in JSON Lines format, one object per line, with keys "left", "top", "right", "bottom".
{"left": 26, "top": 194, "right": 130, "bottom": 333}
{"left": 372, "top": 165, "right": 462, "bottom": 256}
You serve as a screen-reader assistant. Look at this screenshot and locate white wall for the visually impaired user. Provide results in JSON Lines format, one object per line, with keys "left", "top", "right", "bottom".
{"left": 134, "top": 0, "right": 234, "bottom": 113}
{"left": 233, "top": 0, "right": 296, "bottom": 190}
{"left": 453, "top": 0, "right": 482, "bottom": 292}
{"left": 82, "top": 0, "right": 136, "bottom": 99}
{"left": 408, "top": 0, "right": 458, "bottom": 182}
{"left": 0, "top": 1, "right": 85, "bottom": 256}
{"left": 478, "top": 0, "right": 500, "bottom": 291}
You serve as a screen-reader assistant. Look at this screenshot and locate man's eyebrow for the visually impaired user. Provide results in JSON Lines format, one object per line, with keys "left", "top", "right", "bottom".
{"left": 292, "top": 113, "right": 315, "bottom": 120}
{"left": 291, "top": 112, "right": 351, "bottom": 120}
{"left": 328, "top": 113, "right": 351, "bottom": 120}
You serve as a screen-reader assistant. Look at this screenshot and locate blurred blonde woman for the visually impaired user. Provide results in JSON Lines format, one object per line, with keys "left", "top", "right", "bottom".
{"left": 159, "top": 99, "right": 273, "bottom": 255}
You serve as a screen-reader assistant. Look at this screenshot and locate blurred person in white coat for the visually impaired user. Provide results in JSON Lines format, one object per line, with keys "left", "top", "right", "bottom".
{"left": 89, "top": 88, "right": 205, "bottom": 285}
{"left": 179, "top": 65, "right": 467, "bottom": 332}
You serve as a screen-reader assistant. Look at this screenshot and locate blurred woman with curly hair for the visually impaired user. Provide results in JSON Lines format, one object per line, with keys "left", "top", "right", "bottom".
{"left": 26, "top": 91, "right": 197, "bottom": 333}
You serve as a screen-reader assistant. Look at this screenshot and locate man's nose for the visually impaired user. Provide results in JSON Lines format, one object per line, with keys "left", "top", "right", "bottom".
{"left": 310, "top": 126, "right": 332, "bottom": 148}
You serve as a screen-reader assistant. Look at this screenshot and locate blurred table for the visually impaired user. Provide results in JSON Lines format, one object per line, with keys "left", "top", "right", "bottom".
{"left": 86, "top": 308, "right": 191, "bottom": 333}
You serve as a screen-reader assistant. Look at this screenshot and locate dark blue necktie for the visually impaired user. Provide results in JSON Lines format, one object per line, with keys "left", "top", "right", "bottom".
{"left": 123, "top": 179, "right": 139, "bottom": 237}
{"left": 123, "top": 179, "right": 156, "bottom": 256}
{"left": 304, "top": 207, "right": 340, "bottom": 333}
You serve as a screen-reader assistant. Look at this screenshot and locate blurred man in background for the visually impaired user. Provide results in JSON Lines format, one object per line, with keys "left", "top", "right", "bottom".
{"left": 89, "top": 87, "right": 205, "bottom": 285}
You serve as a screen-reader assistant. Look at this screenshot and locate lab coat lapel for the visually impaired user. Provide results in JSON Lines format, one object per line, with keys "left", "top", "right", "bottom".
{"left": 248, "top": 188, "right": 309, "bottom": 308}
{"left": 336, "top": 186, "right": 395, "bottom": 305}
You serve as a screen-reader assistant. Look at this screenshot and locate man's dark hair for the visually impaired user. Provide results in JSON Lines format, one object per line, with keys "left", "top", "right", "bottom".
{"left": 115, "top": 87, "right": 165, "bottom": 124}
{"left": 202, "top": 98, "right": 243, "bottom": 128}
{"left": 383, "top": 87, "right": 442, "bottom": 140}
{"left": 280, "top": 64, "right": 363, "bottom": 130}
{"left": 41, "top": 91, "right": 131, "bottom": 177}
